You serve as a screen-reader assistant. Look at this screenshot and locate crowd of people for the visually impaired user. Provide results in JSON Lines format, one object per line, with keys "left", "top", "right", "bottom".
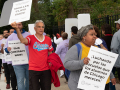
{"left": 0, "top": 19, "right": 120, "bottom": 90}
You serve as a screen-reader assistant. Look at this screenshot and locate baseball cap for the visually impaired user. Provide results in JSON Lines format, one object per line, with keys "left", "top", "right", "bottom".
{"left": 115, "top": 19, "right": 120, "bottom": 24}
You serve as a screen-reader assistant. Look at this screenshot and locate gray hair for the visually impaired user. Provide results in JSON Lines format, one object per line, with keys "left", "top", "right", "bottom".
{"left": 77, "top": 24, "right": 93, "bottom": 41}
{"left": 34, "top": 20, "right": 45, "bottom": 28}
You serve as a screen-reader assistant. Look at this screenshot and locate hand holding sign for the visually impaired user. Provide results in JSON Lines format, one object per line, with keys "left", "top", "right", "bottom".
{"left": 7, "top": 47, "right": 11, "bottom": 52}
{"left": 111, "top": 78, "right": 116, "bottom": 85}
{"left": 1, "top": 44, "right": 4, "bottom": 47}
{"left": 84, "top": 57, "right": 90, "bottom": 65}
{"left": 11, "top": 22, "right": 18, "bottom": 30}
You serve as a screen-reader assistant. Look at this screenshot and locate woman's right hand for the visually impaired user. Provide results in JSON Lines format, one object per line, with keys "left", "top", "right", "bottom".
{"left": 7, "top": 47, "right": 11, "bottom": 52}
{"left": 83, "top": 57, "right": 90, "bottom": 64}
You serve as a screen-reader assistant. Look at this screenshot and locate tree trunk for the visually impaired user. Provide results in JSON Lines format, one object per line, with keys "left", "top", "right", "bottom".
{"left": 66, "top": 0, "right": 75, "bottom": 18}
{"left": 32, "top": 0, "right": 39, "bottom": 12}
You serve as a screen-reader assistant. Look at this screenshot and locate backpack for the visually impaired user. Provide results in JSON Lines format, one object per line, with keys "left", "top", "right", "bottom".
{"left": 75, "top": 43, "right": 81, "bottom": 57}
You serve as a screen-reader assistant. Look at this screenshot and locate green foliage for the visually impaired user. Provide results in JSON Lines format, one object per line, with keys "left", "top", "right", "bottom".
{"left": 90, "top": 0, "right": 120, "bottom": 19}
{"left": 51, "top": 0, "right": 68, "bottom": 22}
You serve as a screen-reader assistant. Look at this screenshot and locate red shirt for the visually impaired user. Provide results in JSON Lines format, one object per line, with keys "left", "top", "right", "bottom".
{"left": 26, "top": 35, "right": 53, "bottom": 71}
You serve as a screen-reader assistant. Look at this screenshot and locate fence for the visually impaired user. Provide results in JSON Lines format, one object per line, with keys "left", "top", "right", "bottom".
{"left": 91, "top": 14, "right": 120, "bottom": 36}
{"left": 52, "top": 14, "right": 120, "bottom": 37}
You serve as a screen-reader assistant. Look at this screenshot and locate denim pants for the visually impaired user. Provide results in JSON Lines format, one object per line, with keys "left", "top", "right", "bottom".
{"left": 13, "top": 64, "right": 29, "bottom": 90}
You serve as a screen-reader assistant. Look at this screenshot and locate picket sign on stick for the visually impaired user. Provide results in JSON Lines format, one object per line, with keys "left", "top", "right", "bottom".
{"left": 77, "top": 46, "right": 118, "bottom": 90}
{"left": 0, "top": 0, "right": 32, "bottom": 27}
{"left": 8, "top": 40, "right": 28, "bottom": 65}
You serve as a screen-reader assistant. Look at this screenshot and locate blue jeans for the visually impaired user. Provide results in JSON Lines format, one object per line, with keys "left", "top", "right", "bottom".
{"left": 13, "top": 64, "right": 29, "bottom": 90}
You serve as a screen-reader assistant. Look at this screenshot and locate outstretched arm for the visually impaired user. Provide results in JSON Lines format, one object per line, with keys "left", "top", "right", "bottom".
{"left": 11, "top": 22, "right": 28, "bottom": 45}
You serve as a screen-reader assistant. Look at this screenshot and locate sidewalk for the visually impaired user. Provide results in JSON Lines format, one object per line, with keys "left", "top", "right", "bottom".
{"left": 0, "top": 71, "right": 120, "bottom": 90}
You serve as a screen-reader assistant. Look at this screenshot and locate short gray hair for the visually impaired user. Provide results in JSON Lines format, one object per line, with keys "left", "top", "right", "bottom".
{"left": 77, "top": 24, "right": 93, "bottom": 41}
{"left": 34, "top": 20, "right": 45, "bottom": 28}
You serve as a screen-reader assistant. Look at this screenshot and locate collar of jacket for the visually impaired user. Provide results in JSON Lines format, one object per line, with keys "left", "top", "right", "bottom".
{"left": 14, "top": 29, "right": 26, "bottom": 34}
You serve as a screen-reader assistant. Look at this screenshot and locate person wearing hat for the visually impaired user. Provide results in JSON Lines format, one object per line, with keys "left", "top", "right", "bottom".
{"left": 111, "top": 19, "right": 120, "bottom": 83}
{"left": 64, "top": 24, "right": 116, "bottom": 90}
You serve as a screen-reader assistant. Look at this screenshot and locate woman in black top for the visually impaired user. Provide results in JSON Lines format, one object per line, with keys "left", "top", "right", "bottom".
{"left": 101, "top": 24, "right": 116, "bottom": 90}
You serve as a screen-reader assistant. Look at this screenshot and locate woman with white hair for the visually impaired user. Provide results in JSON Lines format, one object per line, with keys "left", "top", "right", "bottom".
{"left": 63, "top": 24, "right": 116, "bottom": 90}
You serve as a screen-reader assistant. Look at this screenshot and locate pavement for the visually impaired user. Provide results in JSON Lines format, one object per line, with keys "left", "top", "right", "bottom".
{"left": 0, "top": 71, "right": 120, "bottom": 90}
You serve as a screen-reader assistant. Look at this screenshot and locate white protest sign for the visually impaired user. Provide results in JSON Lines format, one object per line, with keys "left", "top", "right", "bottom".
{"left": 9, "top": 0, "right": 32, "bottom": 24}
{"left": 77, "top": 46, "right": 118, "bottom": 90}
{"left": 28, "top": 24, "right": 36, "bottom": 35}
{"left": 77, "top": 14, "right": 91, "bottom": 30}
{"left": 65, "top": 18, "right": 78, "bottom": 39}
{"left": 1, "top": 39, "right": 7, "bottom": 59}
{"left": 4, "top": 50, "right": 12, "bottom": 62}
{"left": 2, "top": 39, "right": 7, "bottom": 44}
{"left": 8, "top": 40, "right": 28, "bottom": 65}
{"left": 0, "top": 53, "right": 3, "bottom": 59}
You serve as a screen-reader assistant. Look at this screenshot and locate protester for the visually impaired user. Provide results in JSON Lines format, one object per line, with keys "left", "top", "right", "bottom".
{"left": 0, "top": 34, "right": 3, "bottom": 78}
{"left": 10, "top": 20, "right": 53, "bottom": 90}
{"left": 2, "top": 29, "right": 17, "bottom": 90}
{"left": 53, "top": 31, "right": 64, "bottom": 77}
{"left": 101, "top": 24, "right": 116, "bottom": 90}
{"left": 9, "top": 29, "right": 14, "bottom": 35}
{"left": 69, "top": 26, "right": 80, "bottom": 49}
{"left": 94, "top": 25, "right": 108, "bottom": 50}
{"left": 46, "top": 34, "right": 56, "bottom": 52}
{"left": 0, "top": 34, "right": 3, "bottom": 40}
{"left": 55, "top": 32, "right": 69, "bottom": 80}
{"left": 64, "top": 24, "right": 116, "bottom": 90}
{"left": 0, "top": 30, "right": 10, "bottom": 89}
{"left": 53, "top": 31, "right": 63, "bottom": 46}
{"left": 111, "top": 19, "right": 120, "bottom": 83}
{"left": 5, "top": 22, "right": 30, "bottom": 90}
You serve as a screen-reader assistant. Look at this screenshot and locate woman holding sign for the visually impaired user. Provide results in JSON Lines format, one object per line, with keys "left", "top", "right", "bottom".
{"left": 63, "top": 24, "right": 116, "bottom": 90}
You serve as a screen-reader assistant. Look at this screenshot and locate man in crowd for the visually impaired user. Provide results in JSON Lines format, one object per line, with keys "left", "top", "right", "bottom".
{"left": 2, "top": 28, "right": 17, "bottom": 90}
{"left": 111, "top": 19, "right": 120, "bottom": 83}
{"left": 0, "top": 34, "right": 3, "bottom": 76}
{"left": 0, "top": 30, "right": 10, "bottom": 89}
{"left": 10, "top": 20, "right": 53, "bottom": 90}
{"left": 53, "top": 31, "right": 64, "bottom": 46}
{"left": 9, "top": 29, "right": 14, "bottom": 35}
{"left": 5, "top": 22, "right": 30, "bottom": 90}
{"left": 0, "top": 34, "right": 3, "bottom": 40}
{"left": 69, "top": 26, "right": 80, "bottom": 49}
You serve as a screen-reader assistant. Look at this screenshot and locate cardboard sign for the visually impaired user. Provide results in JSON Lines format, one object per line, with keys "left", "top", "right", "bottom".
{"left": 0, "top": 0, "right": 32, "bottom": 27}
{"left": 8, "top": 40, "right": 28, "bottom": 65}
{"left": 77, "top": 14, "right": 91, "bottom": 30}
{"left": 65, "top": 18, "right": 78, "bottom": 39}
{"left": 77, "top": 46, "right": 118, "bottom": 90}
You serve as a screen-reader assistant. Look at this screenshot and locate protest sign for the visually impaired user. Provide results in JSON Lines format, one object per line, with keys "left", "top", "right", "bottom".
{"left": 9, "top": 0, "right": 32, "bottom": 24}
{"left": 65, "top": 18, "right": 78, "bottom": 39}
{"left": 77, "top": 46, "right": 118, "bottom": 90}
{"left": 77, "top": 14, "right": 91, "bottom": 30}
{"left": 0, "top": 0, "right": 32, "bottom": 27}
{"left": 28, "top": 24, "right": 36, "bottom": 35}
{"left": 8, "top": 40, "right": 28, "bottom": 65}
{"left": 4, "top": 50, "right": 12, "bottom": 62}
{"left": 0, "top": 53, "right": 3, "bottom": 59}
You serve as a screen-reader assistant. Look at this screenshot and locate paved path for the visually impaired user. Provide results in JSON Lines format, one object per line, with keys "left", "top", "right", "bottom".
{"left": 0, "top": 71, "right": 120, "bottom": 90}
